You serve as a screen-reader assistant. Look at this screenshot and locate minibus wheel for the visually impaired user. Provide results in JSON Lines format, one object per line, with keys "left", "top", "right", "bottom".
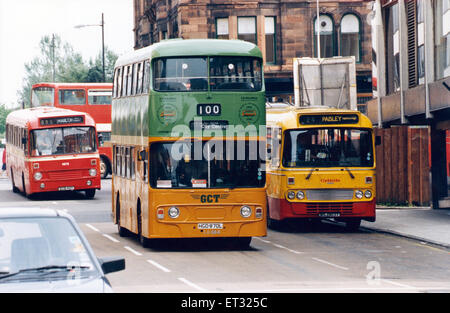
{"left": 85, "top": 189, "right": 96, "bottom": 199}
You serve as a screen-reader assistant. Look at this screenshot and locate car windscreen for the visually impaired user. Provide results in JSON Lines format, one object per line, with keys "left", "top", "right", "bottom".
{"left": 0, "top": 217, "right": 98, "bottom": 281}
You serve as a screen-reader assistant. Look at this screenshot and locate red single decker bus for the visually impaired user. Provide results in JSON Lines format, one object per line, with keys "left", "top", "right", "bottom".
{"left": 31, "top": 83, "right": 112, "bottom": 178}
{"left": 5, "top": 107, "right": 101, "bottom": 198}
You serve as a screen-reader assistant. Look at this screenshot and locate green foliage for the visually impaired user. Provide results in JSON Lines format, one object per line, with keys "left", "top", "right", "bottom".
{"left": 0, "top": 104, "right": 13, "bottom": 135}
{"left": 18, "top": 34, "right": 118, "bottom": 107}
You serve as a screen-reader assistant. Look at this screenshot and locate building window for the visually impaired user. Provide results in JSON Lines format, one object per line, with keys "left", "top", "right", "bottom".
{"left": 314, "top": 15, "right": 335, "bottom": 58}
{"left": 265, "top": 17, "right": 276, "bottom": 64}
{"left": 340, "top": 14, "right": 361, "bottom": 62}
{"left": 417, "top": 0, "right": 425, "bottom": 84}
{"left": 238, "top": 17, "right": 257, "bottom": 45}
{"left": 216, "top": 18, "right": 229, "bottom": 39}
{"left": 435, "top": 0, "right": 450, "bottom": 79}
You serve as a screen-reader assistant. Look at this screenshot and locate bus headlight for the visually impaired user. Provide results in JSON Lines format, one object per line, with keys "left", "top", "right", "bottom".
{"left": 296, "top": 191, "right": 305, "bottom": 200}
{"left": 355, "top": 190, "right": 363, "bottom": 199}
{"left": 240, "top": 206, "right": 252, "bottom": 218}
{"left": 287, "top": 191, "right": 296, "bottom": 200}
{"left": 34, "top": 172, "right": 42, "bottom": 181}
{"left": 364, "top": 190, "right": 372, "bottom": 198}
{"left": 168, "top": 207, "right": 180, "bottom": 219}
{"left": 89, "top": 169, "right": 97, "bottom": 177}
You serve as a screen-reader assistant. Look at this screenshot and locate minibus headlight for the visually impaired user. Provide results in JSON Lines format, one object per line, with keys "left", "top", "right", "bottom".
{"left": 296, "top": 191, "right": 305, "bottom": 200}
{"left": 240, "top": 206, "right": 252, "bottom": 218}
{"left": 287, "top": 191, "right": 296, "bottom": 200}
{"left": 168, "top": 207, "right": 180, "bottom": 219}
{"left": 89, "top": 169, "right": 97, "bottom": 177}
{"left": 364, "top": 190, "right": 372, "bottom": 198}
{"left": 355, "top": 190, "right": 363, "bottom": 199}
{"left": 34, "top": 172, "right": 42, "bottom": 181}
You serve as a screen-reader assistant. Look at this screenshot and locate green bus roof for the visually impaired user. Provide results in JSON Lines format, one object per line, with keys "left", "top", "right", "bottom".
{"left": 115, "top": 39, "right": 263, "bottom": 67}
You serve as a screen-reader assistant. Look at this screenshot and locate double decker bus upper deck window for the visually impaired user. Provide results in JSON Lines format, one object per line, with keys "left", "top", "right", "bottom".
{"left": 88, "top": 90, "right": 112, "bottom": 105}
{"left": 210, "top": 56, "right": 262, "bottom": 91}
{"left": 153, "top": 57, "right": 208, "bottom": 92}
{"left": 30, "top": 127, "right": 97, "bottom": 156}
{"left": 282, "top": 128, "right": 374, "bottom": 168}
{"left": 31, "top": 87, "right": 55, "bottom": 107}
{"left": 59, "top": 89, "right": 86, "bottom": 105}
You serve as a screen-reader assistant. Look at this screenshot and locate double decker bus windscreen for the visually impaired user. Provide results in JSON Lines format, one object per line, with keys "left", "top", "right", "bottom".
{"left": 31, "top": 127, "right": 97, "bottom": 156}
{"left": 31, "top": 87, "right": 55, "bottom": 107}
{"left": 153, "top": 57, "right": 262, "bottom": 92}
{"left": 282, "top": 128, "right": 374, "bottom": 168}
{"left": 150, "top": 141, "right": 265, "bottom": 189}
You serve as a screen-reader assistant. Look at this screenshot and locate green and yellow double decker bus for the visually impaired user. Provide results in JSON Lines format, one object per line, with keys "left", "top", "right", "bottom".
{"left": 111, "top": 39, "right": 266, "bottom": 248}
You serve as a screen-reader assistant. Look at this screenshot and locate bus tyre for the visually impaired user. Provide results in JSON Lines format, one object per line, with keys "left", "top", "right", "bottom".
{"left": 236, "top": 237, "right": 252, "bottom": 249}
{"left": 137, "top": 207, "right": 152, "bottom": 248}
{"left": 11, "top": 171, "right": 19, "bottom": 193}
{"left": 116, "top": 196, "right": 129, "bottom": 237}
{"left": 345, "top": 219, "right": 361, "bottom": 232}
{"left": 100, "top": 158, "right": 108, "bottom": 179}
{"left": 85, "top": 189, "right": 96, "bottom": 199}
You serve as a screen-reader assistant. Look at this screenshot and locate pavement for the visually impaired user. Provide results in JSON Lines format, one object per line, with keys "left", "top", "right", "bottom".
{"left": 362, "top": 207, "right": 450, "bottom": 249}
{"left": 0, "top": 171, "right": 449, "bottom": 249}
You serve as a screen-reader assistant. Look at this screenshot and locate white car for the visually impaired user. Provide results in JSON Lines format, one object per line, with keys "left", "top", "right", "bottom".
{"left": 0, "top": 208, "right": 125, "bottom": 292}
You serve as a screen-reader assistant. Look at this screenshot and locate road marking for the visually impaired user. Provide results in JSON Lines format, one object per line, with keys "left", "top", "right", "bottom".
{"left": 178, "top": 277, "right": 208, "bottom": 292}
{"left": 272, "top": 243, "right": 304, "bottom": 254}
{"left": 381, "top": 279, "right": 415, "bottom": 289}
{"left": 254, "top": 237, "right": 271, "bottom": 244}
{"left": 254, "top": 237, "right": 303, "bottom": 254}
{"left": 311, "top": 257, "right": 349, "bottom": 271}
{"left": 85, "top": 224, "right": 101, "bottom": 232}
{"left": 147, "top": 259, "right": 171, "bottom": 273}
{"left": 103, "top": 234, "right": 120, "bottom": 243}
{"left": 124, "top": 246, "right": 143, "bottom": 256}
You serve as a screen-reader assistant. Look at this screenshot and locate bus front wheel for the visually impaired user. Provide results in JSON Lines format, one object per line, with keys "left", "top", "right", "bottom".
{"left": 345, "top": 219, "right": 361, "bottom": 232}
{"left": 100, "top": 157, "right": 109, "bottom": 179}
{"left": 235, "top": 237, "right": 252, "bottom": 249}
{"left": 85, "top": 189, "right": 96, "bottom": 199}
{"left": 116, "top": 196, "right": 130, "bottom": 237}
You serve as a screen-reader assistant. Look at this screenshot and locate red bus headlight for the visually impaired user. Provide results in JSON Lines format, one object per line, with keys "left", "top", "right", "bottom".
{"left": 89, "top": 169, "right": 97, "bottom": 177}
{"left": 34, "top": 172, "right": 43, "bottom": 181}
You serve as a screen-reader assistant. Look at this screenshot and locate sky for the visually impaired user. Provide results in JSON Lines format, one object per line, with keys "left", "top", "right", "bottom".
{"left": 0, "top": 0, "right": 134, "bottom": 108}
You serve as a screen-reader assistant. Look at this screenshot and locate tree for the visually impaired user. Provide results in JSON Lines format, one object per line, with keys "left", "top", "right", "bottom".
{"left": 0, "top": 104, "right": 13, "bottom": 135}
{"left": 18, "top": 34, "right": 118, "bottom": 107}
{"left": 86, "top": 47, "right": 118, "bottom": 83}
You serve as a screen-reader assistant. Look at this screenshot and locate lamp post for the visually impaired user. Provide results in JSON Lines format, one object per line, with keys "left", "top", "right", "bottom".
{"left": 75, "top": 13, "right": 105, "bottom": 82}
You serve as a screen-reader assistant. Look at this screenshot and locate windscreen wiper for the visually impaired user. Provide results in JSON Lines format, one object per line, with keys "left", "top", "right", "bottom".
{"left": 306, "top": 168, "right": 317, "bottom": 180}
{"left": 0, "top": 265, "right": 90, "bottom": 280}
{"left": 343, "top": 167, "right": 355, "bottom": 179}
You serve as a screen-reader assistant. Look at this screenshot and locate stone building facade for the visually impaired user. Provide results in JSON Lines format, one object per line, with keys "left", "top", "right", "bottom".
{"left": 133, "top": 0, "right": 373, "bottom": 105}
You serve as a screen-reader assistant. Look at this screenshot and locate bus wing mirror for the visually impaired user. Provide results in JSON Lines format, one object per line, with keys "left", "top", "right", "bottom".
{"left": 138, "top": 150, "right": 147, "bottom": 161}
{"left": 375, "top": 136, "right": 381, "bottom": 146}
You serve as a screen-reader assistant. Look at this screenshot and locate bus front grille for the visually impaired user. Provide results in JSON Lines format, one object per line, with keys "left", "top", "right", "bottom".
{"left": 305, "top": 203, "right": 354, "bottom": 215}
{"left": 305, "top": 189, "right": 354, "bottom": 201}
{"left": 47, "top": 171, "right": 83, "bottom": 180}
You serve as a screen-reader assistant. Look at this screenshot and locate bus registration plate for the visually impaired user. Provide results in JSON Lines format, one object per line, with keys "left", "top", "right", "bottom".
{"left": 319, "top": 213, "right": 341, "bottom": 217}
{"left": 198, "top": 223, "right": 223, "bottom": 230}
{"left": 58, "top": 186, "right": 75, "bottom": 191}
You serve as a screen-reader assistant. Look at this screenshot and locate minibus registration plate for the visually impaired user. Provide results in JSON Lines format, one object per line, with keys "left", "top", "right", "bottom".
{"left": 319, "top": 213, "right": 340, "bottom": 217}
{"left": 58, "top": 186, "right": 75, "bottom": 191}
{"left": 198, "top": 223, "right": 223, "bottom": 230}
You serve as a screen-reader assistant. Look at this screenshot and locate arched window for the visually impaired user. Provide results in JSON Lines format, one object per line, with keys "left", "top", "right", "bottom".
{"left": 340, "top": 14, "right": 361, "bottom": 62}
{"left": 314, "top": 15, "right": 335, "bottom": 58}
